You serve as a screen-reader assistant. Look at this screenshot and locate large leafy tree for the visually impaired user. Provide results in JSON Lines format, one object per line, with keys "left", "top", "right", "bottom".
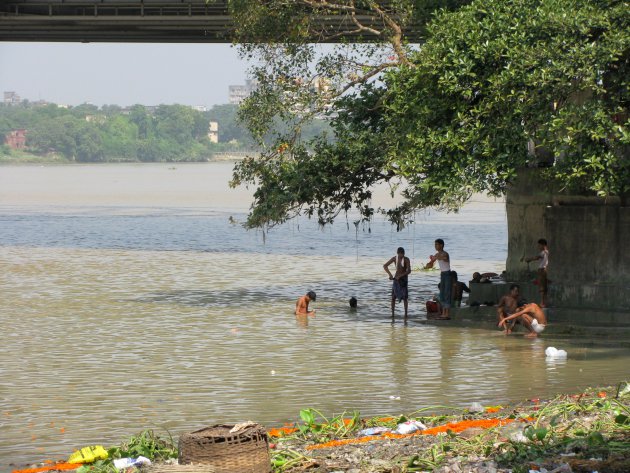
{"left": 229, "top": 0, "right": 629, "bottom": 229}
{"left": 28, "top": 115, "right": 105, "bottom": 162}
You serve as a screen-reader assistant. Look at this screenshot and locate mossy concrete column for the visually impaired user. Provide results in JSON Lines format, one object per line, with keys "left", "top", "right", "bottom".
{"left": 544, "top": 203, "right": 630, "bottom": 312}
{"left": 505, "top": 168, "right": 553, "bottom": 281}
{"left": 504, "top": 169, "right": 630, "bottom": 319}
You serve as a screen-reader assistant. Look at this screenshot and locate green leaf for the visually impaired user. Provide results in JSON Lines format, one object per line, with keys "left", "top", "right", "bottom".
{"left": 299, "top": 408, "right": 316, "bottom": 425}
{"left": 615, "top": 414, "right": 629, "bottom": 425}
{"left": 587, "top": 431, "right": 605, "bottom": 446}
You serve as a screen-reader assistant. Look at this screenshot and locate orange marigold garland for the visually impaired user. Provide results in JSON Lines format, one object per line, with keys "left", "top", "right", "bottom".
{"left": 12, "top": 462, "right": 82, "bottom": 473}
{"left": 306, "top": 418, "right": 516, "bottom": 451}
{"left": 268, "top": 418, "right": 356, "bottom": 438}
{"left": 267, "top": 426, "right": 299, "bottom": 437}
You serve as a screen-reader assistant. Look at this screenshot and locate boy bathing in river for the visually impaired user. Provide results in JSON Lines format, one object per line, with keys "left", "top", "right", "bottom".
{"left": 499, "top": 302, "right": 547, "bottom": 338}
{"left": 295, "top": 291, "right": 317, "bottom": 316}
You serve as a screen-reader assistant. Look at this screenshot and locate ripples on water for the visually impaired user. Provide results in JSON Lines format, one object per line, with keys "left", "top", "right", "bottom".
{"left": 1, "top": 164, "right": 630, "bottom": 469}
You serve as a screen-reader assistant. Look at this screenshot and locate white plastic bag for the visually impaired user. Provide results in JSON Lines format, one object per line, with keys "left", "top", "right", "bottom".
{"left": 545, "top": 347, "right": 567, "bottom": 359}
{"left": 394, "top": 420, "right": 426, "bottom": 434}
{"left": 113, "top": 456, "right": 152, "bottom": 469}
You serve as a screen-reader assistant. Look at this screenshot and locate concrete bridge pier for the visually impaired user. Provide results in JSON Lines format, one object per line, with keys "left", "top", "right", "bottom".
{"left": 430, "top": 169, "right": 630, "bottom": 339}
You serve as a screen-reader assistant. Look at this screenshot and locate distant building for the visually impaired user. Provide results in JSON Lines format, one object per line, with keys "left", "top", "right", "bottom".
{"left": 228, "top": 79, "right": 257, "bottom": 105}
{"left": 4, "top": 129, "right": 27, "bottom": 149}
{"left": 193, "top": 105, "right": 208, "bottom": 112}
{"left": 85, "top": 115, "right": 106, "bottom": 124}
{"left": 208, "top": 121, "right": 219, "bottom": 143}
{"left": 3, "top": 91, "right": 21, "bottom": 105}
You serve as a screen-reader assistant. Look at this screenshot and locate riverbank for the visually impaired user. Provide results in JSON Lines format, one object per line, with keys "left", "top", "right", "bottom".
{"left": 0, "top": 150, "right": 70, "bottom": 164}
{"left": 12, "top": 382, "right": 630, "bottom": 473}
{"left": 267, "top": 383, "right": 630, "bottom": 472}
{"left": 0, "top": 151, "right": 252, "bottom": 164}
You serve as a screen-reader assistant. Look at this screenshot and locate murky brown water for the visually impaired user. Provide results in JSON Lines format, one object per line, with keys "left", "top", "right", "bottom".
{"left": 1, "top": 163, "right": 629, "bottom": 469}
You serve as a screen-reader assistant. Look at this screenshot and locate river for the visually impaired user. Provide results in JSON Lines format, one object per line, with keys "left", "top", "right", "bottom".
{"left": 1, "top": 163, "right": 629, "bottom": 469}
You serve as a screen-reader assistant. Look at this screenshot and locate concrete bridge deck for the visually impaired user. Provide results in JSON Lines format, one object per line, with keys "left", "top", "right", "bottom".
{"left": 0, "top": 1, "right": 424, "bottom": 43}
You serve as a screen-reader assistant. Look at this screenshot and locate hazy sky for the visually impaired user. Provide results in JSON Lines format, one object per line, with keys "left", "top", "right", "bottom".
{"left": 0, "top": 42, "right": 250, "bottom": 108}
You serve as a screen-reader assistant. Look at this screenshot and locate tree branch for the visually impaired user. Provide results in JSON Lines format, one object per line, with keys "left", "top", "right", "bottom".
{"left": 333, "top": 61, "right": 397, "bottom": 97}
{"left": 369, "top": 1, "right": 412, "bottom": 67}
{"left": 299, "top": 0, "right": 366, "bottom": 13}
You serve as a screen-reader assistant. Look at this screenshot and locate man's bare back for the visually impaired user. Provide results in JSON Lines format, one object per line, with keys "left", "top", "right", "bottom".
{"left": 500, "top": 303, "right": 547, "bottom": 337}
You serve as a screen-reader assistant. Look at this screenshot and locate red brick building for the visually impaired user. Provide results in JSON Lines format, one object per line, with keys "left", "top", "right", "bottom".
{"left": 4, "top": 129, "right": 27, "bottom": 149}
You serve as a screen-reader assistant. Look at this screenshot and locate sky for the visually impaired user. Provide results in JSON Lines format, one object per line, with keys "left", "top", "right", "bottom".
{"left": 0, "top": 42, "right": 250, "bottom": 108}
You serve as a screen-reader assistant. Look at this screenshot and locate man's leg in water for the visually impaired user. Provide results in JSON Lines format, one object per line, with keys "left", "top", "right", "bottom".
{"left": 501, "top": 313, "right": 516, "bottom": 334}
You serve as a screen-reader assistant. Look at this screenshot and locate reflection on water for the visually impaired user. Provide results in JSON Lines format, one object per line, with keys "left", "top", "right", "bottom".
{"left": 1, "top": 163, "right": 629, "bottom": 469}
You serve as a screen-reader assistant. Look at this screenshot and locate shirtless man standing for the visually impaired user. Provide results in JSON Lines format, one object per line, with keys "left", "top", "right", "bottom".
{"left": 499, "top": 303, "right": 547, "bottom": 338}
{"left": 496, "top": 284, "right": 521, "bottom": 334}
{"left": 384, "top": 247, "right": 412, "bottom": 318}
{"left": 295, "top": 291, "right": 317, "bottom": 316}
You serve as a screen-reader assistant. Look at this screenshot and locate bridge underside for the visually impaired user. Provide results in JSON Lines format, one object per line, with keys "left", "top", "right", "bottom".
{"left": 1, "top": 1, "right": 235, "bottom": 43}
{"left": 0, "top": 1, "right": 422, "bottom": 43}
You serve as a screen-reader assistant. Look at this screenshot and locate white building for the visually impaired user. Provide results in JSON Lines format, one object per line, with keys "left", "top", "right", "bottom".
{"left": 208, "top": 121, "right": 219, "bottom": 143}
{"left": 228, "top": 79, "right": 257, "bottom": 105}
{"left": 3, "top": 91, "right": 21, "bottom": 105}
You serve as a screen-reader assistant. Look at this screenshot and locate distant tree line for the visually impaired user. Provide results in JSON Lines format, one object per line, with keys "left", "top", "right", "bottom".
{"left": 0, "top": 101, "right": 331, "bottom": 162}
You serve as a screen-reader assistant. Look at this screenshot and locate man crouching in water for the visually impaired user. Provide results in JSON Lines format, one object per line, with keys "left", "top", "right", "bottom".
{"left": 499, "top": 303, "right": 547, "bottom": 338}
{"left": 295, "top": 291, "right": 316, "bottom": 316}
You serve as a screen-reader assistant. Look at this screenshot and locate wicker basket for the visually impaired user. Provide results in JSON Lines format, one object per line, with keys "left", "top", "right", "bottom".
{"left": 178, "top": 424, "right": 271, "bottom": 473}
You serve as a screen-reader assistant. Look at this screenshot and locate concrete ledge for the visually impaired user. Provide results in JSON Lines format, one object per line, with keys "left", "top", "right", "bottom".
{"left": 547, "top": 308, "right": 630, "bottom": 326}
{"left": 418, "top": 306, "right": 630, "bottom": 339}
{"left": 468, "top": 281, "right": 542, "bottom": 307}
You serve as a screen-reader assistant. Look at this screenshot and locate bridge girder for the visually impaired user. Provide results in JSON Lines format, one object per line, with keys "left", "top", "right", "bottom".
{"left": 0, "top": 1, "right": 235, "bottom": 43}
{"left": 0, "top": 1, "right": 422, "bottom": 43}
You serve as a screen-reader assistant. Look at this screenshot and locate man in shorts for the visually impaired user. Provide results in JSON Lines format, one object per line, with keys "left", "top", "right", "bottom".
{"left": 499, "top": 303, "right": 547, "bottom": 338}
{"left": 522, "top": 238, "right": 549, "bottom": 307}
{"left": 384, "top": 247, "right": 411, "bottom": 318}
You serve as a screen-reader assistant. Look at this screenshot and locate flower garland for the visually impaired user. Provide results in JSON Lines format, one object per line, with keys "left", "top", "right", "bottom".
{"left": 268, "top": 418, "right": 358, "bottom": 438}
{"left": 12, "top": 462, "right": 83, "bottom": 473}
{"left": 267, "top": 426, "right": 299, "bottom": 437}
{"left": 306, "top": 418, "right": 516, "bottom": 451}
